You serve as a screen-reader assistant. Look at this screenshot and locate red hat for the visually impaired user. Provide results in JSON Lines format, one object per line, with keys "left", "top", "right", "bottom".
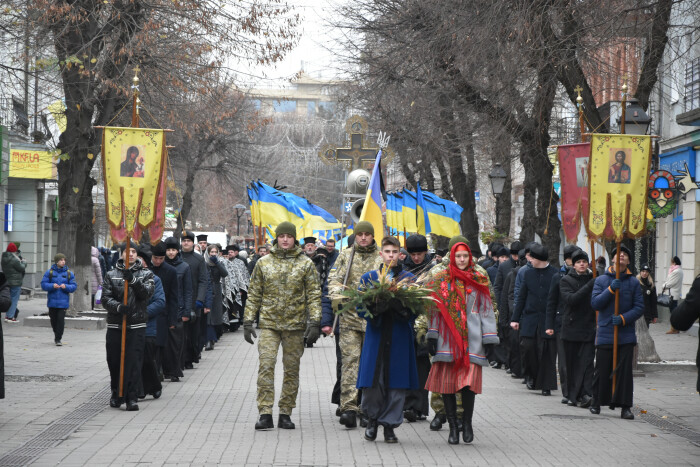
{"left": 6, "top": 243, "right": 17, "bottom": 253}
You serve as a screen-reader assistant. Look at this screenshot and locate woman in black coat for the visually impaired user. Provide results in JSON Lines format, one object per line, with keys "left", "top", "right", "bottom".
{"left": 637, "top": 265, "right": 658, "bottom": 327}
{"left": 670, "top": 275, "right": 700, "bottom": 394}
{"left": 204, "top": 245, "right": 228, "bottom": 351}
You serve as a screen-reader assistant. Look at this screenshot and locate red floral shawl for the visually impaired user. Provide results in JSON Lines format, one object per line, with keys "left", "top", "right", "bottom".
{"left": 431, "top": 242, "right": 493, "bottom": 369}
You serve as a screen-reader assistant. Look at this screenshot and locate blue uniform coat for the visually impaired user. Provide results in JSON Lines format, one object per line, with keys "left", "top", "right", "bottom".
{"left": 146, "top": 276, "right": 166, "bottom": 337}
{"left": 591, "top": 267, "right": 644, "bottom": 346}
{"left": 355, "top": 267, "right": 419, "bottom": 390}
{"left": 40, "top": 264, "right": 77, "bottom": 309}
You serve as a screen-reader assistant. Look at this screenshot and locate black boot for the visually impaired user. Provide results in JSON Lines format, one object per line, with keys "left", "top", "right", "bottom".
{"left": 620, "top": 407, "right": 634, "bottom": 420}
{"left": 278, "top": 414, "right": 295, "bottom": 429}
{"left": 205, "top": 341, "right": 213, "bottom": 351}
{"left": 461, "top": 389, "right": 475, "bottom": 444}
{"left": 109, "top": 391, "right": 122, "bottom": 408}
{"left": 383, "top": 424, "right": 398, "bottom": 443}
{"left": 364, "top": 419, "right": 378, "bottom": 441}
{"left": 339, "top": 410, "right": 357, "bottom": 428}
{"left": 125, "top": 400, "right": 139, "bottom": 411}
{"left": 430, "top": 413, "right": 446, "bottom": 431}
{"left": 359, "top": 413, "right": 368, "bottom": 428}
{"left": 442, "top": 393, "right": 460, "bottom": 445}
{"left": 255, "top": 414, "right": 274, "bottom": 430}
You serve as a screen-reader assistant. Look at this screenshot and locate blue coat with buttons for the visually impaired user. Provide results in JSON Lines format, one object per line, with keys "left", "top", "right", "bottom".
{"left": 146, "top": 276, "right": 166, "bottom": 338}
{"left": 511, "top": 264, "right": 557, "bottom": 338}
{"left": 591, "top": 267, "right": 644, "bottom": 346}
{"left": 41, "top": 264, "right": 77, "bottom": 309}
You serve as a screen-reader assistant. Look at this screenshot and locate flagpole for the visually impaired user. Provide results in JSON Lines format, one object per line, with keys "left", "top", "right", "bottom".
{"left": 119, "top": 66, "right": 141, "bottom": 399}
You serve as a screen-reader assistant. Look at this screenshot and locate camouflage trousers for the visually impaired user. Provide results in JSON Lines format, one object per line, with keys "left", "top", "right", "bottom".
{"left": 256, "top": 329, "right": 305, "bottom": 416}
{"left": 430, "top": 390, "right": 464, "bottom": 416}
{"left": 339, "top": 329, "right": 364, "bottom": 413}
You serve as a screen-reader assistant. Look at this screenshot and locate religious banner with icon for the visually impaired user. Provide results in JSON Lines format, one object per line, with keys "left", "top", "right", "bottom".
{"left": 557, "top": 142, "right": 591, "bottom": 242}
{"left": 587, "top": 134, "right": 652, "bottom": 241}
{"left": 101, "top": 127, "right": 166, "bottom": 240}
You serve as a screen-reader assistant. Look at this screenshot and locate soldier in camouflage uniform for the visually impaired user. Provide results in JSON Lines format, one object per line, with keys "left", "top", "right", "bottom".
{"left": 243, "top": 222, "right": 322, "bottom": 431}
{"left": 420, "top": 235, "right": 499, "bottom": 430}
{"left": 328, "top": 221, "right": 382, "bottom": 429}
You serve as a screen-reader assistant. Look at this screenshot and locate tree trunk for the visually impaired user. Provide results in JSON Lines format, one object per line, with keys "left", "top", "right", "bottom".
{"left": 175, "top": 164, "right": 197, "bottom": 236}
{"left": 635, "top": 318, "right": 661, "bottom": 363}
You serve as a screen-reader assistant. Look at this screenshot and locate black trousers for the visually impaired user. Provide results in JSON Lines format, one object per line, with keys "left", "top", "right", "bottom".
{"left": 163, "top": 324, "right": 184, "bottom": 378}
{"left": 404, "top": 354, "right": 430, "bottom": 416}
{"left": 184, "top": 319, "right": 200, "bottom": 365}
{"left": 593, "top": 343, "right": 635, "bottom": 409}
{"left": 508, "top": 328, "right": 522, "bottom": 378}
{"left": 331, "top": 333, "right": 342, "bottom": 405}
{"left": 499, "top": 324, "right": 511, "bottom": 366}
{"left": 106, "top": 327, "right": 145, "bottom": 402}
{"left": 520, "top": 335, "right": 557, "bottom": 390}
{"left": 563, "top": 340, "right": 594, "bottom": 402}
{"left": 49, "top": 308, "right": 66, "bottom": 341}
{"left": 556, "top": 331, "right": 568, "bottom": 398}
{"left": 141, "top": 336, "right": 162, "bottom": 396}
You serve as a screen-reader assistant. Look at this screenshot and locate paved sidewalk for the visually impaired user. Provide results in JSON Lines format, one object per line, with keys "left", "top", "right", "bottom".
{"left": 0, "top": 298, "right": 698, "bottom": 466}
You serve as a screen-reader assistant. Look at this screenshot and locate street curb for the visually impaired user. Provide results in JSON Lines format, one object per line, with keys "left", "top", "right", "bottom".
{"left": 22, "top": 316, "right": 106, "bottom": 330}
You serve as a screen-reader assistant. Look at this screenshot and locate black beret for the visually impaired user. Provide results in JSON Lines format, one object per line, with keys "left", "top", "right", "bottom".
{"left": 529, "top": 243, "right": 548, "bottom": 261}
{"left": 563, "top": 244, "right": 579, "bottom": 260}
{"left": 406, "top": 234, "right": 428, "bottom": 253}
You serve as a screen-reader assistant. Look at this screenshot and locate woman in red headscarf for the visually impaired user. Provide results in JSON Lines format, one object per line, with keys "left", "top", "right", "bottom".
{"left": 425, "top": 242, "right": 499, "bottom": 445}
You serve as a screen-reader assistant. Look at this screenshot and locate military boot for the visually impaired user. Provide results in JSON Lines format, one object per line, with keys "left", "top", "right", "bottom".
{"left": 339, "top": 410, "right": 357, "bottom": 428}
{"left": 255, "top": 414, "right": 274, "bottom": 430}
{"left": 430, "top": 413, "right": 446, "bottom": 431}
{"left": 278, "top": 414, "right": 295, "bottom": 429}
{"left": 364, "top": 419, "right": 378, "bottom": 441}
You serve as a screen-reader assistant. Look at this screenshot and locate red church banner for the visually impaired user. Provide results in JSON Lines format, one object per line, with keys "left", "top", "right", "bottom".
{"left": 558, "top": 143, "right": 591, "bottom": 242}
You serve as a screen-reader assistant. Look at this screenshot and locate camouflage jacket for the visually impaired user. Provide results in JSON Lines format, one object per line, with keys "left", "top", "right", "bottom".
{"left": 328, "top": 242, "right": 381, "bottom": 332}
{"left": 243, "top": 243, "right": 322, "bottom": 331}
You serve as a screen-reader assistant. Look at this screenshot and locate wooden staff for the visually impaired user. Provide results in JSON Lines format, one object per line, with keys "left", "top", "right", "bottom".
{"left": 612, "top": 240, "right": 622, "bottom": 397}
{"left": 119, "top": 236, "right": 130, "bottom": 398}
{"left": 590, "top": 240, "right": 597, "bottom": 279}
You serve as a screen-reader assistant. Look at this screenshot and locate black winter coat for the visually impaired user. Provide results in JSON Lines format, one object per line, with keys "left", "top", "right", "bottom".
{"left": 545, "top": 265, "right": 570, "bottom": 333}
{"left": 181, "top": 251, "right": 209, "bottom": 307}
{"left": 670, "top": 275, "right": 700, "bottom": 393}
{"left": 494, "top": 258, "right": 516, "bottom": 309}
{"left": 558, "top": 269, "right": 596, "bottom": 342}
{"left": 512, "top": 264, "right": 557, "bottom": 338}
{"left": 103, "top": 258, "right": 155, "bottom": 328}
{"left": 165, "top": 255, "right": 193, "bottom": 320}
{"left": 638, "top": 276, "right": 658, "bottom": 323}
{"left": 150, "top": 261, "right": 180, "bottom": 343}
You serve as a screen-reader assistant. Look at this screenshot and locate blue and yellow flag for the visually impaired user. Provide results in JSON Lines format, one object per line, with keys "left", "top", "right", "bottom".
{"left": 401, "top": 189, "right": 419, "bottom": 233}
{"left": 255, "top": 181, "right": 305, "bottom": 227}
{"left": 422, "top": 191, "right": 463, "bottom": 237}
{"left": 359, "top": 149, "right": 385, "bottom": 245}
{"left": 416, "top": 182, "right": 431, "bottom": 236}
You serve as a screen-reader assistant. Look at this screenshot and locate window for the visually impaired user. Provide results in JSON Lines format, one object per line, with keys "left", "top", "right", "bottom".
{"left": 684, "top": 57, "right": 700, "bottom": 112}
{"left": 273, "top": 100, "right": 296, "bottom": 113}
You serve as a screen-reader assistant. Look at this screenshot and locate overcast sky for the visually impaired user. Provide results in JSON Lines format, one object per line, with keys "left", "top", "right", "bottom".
{"left": 238, "top": 0, "right": 349, "bottom": 87}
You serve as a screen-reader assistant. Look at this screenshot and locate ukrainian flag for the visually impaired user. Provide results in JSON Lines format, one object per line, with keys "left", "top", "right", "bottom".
{"left": 401, "top": 189, "right": 418, "bottom": 233}
{"left": 359, "top": 149, "right": 385, "bottom": 245}
{"left": 255, "top": 181, "right": 305, "bottom": 227}
{"left": 422, "top": 191, "right": 463, "bottom": 237}
{"left": 247, "top": 185, "right": 260, "bottom": 227}
{"left": 416, "top": 182, "right": 432, "bottom": 236}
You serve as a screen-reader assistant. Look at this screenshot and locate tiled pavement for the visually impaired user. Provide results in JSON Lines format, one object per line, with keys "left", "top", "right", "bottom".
{"left": 0, "top": 298, "right": 698, "bottom": 466}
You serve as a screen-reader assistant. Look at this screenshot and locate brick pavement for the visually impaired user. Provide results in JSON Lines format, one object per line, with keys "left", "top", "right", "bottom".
{"left": 0, "top": 297, "right": 698, "bottom": 466}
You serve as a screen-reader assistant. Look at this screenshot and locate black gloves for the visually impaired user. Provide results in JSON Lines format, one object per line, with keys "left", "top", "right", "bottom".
{"left": 305, "top": 322, "right": 320, "bottom": 345}
{"left": 243, "top": 322, "right": 257, "bottom": 344}
{"left": 122, "top": 269, "right": 134, "bottom": 282}
{"left": 118, "top": 304, "right": 132, "bottom": 315}
{"left": 428, "top": 339, "right": 437, "bottom": 356}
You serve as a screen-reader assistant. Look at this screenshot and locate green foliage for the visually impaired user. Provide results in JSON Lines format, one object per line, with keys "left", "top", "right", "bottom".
{"left": 480, "top": 230, "right": 510, "bottom": 245}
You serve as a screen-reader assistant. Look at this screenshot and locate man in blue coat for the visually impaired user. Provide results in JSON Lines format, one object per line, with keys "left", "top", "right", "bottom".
{"left": 141, "top": 274, "right": 165, "bottom": 399}
{"left": 590, "top": 245, "right": 643, "bottom": 420}
{"left": 40, "top": 253, "right": 77, "bottom": 345}
{"left": 164, "top": 237, "right": 193, "bottom": 381}
{"left": 357, "top": 236, "right": 418, "bottom": 444}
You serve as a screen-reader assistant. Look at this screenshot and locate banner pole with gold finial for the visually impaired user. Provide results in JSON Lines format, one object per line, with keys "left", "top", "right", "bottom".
{"left": 119, "top": 66, "right": 141, "bottom": 400}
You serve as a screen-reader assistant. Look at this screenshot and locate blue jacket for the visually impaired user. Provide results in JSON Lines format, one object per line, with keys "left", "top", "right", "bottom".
{"left": 591, "top": 267, "right": 644, "bottom": 346}
{"left": 150, "top": 261, "right": 179, "bottom": 345}
{"left": 356, "top": 267, "right": 418, "bottom": 390}
{"left": 512, "top": 264, "right": 557, "bottom": 338}
{"left": 146, "top": 276, "right": 166, "bottom": 337}
{"left": 41, "top": 264, "right": 77, "bottom": 309}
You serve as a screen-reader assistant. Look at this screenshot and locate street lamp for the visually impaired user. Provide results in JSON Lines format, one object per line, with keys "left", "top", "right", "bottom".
{"left": 233, "top": 203, "right": 246, "bottom": 236}
{"left": 489, "top": 162, "right": 507, "bottom": 229}
{"left": 617, "top": 98, "right": 652, "bottom": 135}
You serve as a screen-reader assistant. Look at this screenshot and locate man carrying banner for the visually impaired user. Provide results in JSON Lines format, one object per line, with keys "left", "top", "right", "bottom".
{"left": 103, "top": 242, "right": 155, "bottom": 410}
{"left": 329, "top": 221, "right": 381, "bottom": 428}
{"left": 589, "top": 245, "right": 643, "bottom": 419}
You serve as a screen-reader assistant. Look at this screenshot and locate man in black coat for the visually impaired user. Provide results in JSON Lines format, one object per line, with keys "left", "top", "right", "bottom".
{"left": 180, "top": 230, "right": 210, "bottom": 368}
{"left": 670, "top": 274, "right": 700, "bottom": 394}
{"left": 547, "top": 249, "right": 595, "bottom": 407}
{"left": 544, "top": 244, "right": 578, "bottom": 404}
{"left": 511, "top": 243, "right": 558, "bottom": 395}
{"left": 103, "top": 242, "right": 155, "bottom": 410}
{"left": 148, "top": 242, "right": 180, "bottom": 381}
{"left": 164, "top": 237, "right": 193, "bottom": 380}
{"left": 638, "top": 265, "right": 658, "bottom": 327}
{"left": 502, "top": 249, "right": 526, "bottom": 379}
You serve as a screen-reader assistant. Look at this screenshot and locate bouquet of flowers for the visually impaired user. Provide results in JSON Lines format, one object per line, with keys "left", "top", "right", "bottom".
{"left": 330, "top": 267, "right": 436, "bottom": 319}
